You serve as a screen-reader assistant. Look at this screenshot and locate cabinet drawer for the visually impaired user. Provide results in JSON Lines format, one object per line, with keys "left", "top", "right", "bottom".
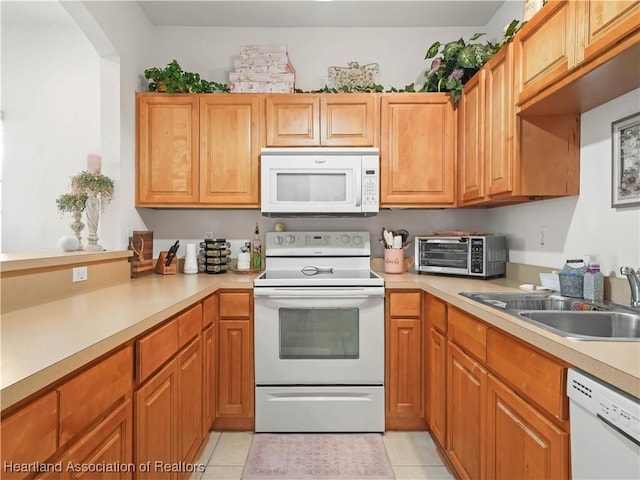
{"left": 424, "top": 293, "right": 447, "bottom": 332}
{"left": 178, "top": 303, "right": 203, "bottom": 348}
{"left": 1, "top": 391, "right": 58, "bottom": 480}
{"left": 388, "top": 291, "right": 422, "bottom": 317}
{"left": 137, "top": 319, "right": 179, "bottom": 382}
{"left": 487, "top": 329, "right": 568, "bottom": 421}
{"left": 448, "top": 307, "right": 487, "bottom": 362}
{"left": 59, "top": 346, "right": 133, "bottom": 446}
{"left": 219, "top": 291, "right": 251, "bottom": 318}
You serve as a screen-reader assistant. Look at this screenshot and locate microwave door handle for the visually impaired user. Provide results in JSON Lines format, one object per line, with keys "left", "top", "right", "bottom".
{"left": 355, "top": 170, "right": 362, "bottom": 207}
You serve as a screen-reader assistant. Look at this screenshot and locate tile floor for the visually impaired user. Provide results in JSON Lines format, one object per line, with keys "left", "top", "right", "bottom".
{"left": 188, "top": 431, "right": 455, "bottom": 480}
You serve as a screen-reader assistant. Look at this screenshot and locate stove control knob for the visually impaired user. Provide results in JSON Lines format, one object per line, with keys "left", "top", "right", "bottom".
{"left": 285, "top": 234, "right": 296, "bottom": 244}
{"left": 352, "top": 235, "right": 363, "bottom": 245}
{"left": 273, "top": 235, "right": 283, "bottom": 245}
{"left": 341, "top": 234, "right": 351, "bottom": 244}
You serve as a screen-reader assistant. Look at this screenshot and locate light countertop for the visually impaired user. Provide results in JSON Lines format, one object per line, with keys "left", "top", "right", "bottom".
{"left": 2, "top": 269, "right": 639, "bottom": 411}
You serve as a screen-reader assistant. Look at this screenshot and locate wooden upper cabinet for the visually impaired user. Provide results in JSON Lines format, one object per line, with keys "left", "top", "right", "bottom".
{"left": 380, "top": 93, "right": 455, "bottom": 207}
{"left": 199, "top": 95, "right": 261, "bottom": 206}
{"left": 485, "top": 43, "right": 515, "bottom": 198}
{"left": 136, "top": 94, "right": 200, "bottom": 205}
{"left": 457, "top": 70, "right": 485, "bottom": 205}
{"left": 265, "top": 93, "right": 378, "bottom": 147}
{"left": 320, "top": 94, "right": 379, "bottom": 146}
{"left": 575, "top": 0, "right": 640, "bottom": 64}
{"left": 515, "top": 0, "right": 577, "bottom": 104}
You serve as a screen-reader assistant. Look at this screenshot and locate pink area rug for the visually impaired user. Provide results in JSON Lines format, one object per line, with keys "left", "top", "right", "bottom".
{"left": 241, "top": 433, "right": 395, "bottom": 480}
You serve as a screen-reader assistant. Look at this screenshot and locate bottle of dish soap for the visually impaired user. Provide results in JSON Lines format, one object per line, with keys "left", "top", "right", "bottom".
{"left": 583, "top": 262, "right": 604, "bottom": 303}
{"left": 251, "top": 223, "right": 262, "bottom": 270}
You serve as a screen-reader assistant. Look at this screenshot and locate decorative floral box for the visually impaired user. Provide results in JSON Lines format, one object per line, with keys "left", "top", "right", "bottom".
{"left": 229, "top": 81, "right": 295, "bottom": 93}
{"left": 229, "top": 72, "right": 295, "bottom": 83}
{"left": 241, "top": 44, "right": 288, "bottom": 53}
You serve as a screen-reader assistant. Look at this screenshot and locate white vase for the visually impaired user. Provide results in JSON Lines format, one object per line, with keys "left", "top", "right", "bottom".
{"left": 84, "top": 190, "right": 104, "bottom": 252}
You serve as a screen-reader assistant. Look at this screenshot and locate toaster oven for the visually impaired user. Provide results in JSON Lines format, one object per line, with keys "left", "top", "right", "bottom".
{"left": 415, "top": 235, "right": 507, "bottom": 279}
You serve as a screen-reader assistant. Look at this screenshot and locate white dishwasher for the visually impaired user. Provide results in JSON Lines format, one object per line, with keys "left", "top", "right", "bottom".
{"left": 567, "top": 369, "right": 640, "bottom": 479}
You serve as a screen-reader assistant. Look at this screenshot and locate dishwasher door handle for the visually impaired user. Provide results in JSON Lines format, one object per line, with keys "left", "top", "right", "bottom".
{"left": 597, "top": 413, "right": 640, "bottom": 447}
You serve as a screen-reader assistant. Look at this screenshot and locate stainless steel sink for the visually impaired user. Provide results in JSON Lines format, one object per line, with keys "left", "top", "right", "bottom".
{"left": 460, "top": 292, "right": 607, "bottom": 312}
{"left": 460, "top": 292, "right": 640, "bottom": 341}
{"left": 518, "top": 311, "right": 640, "bottom": 341}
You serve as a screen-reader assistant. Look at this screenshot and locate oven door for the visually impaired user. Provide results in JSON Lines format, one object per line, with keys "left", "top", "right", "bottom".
{"left": 418, "top": 237, "right": 470, "bottom": 275}
{"left": 254, "top": 287, "right": 384, "bottom": 385}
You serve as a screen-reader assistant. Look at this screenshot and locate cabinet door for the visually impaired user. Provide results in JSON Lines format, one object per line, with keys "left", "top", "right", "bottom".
{"left": 61, "top": 399, "right": 133, "bottom": 480}
{"left": 135, "top": 361, "right": 178, "bottom": 480}
{"left": 457, "top": 71, "right": 485, "bottom": 204}
{"left": 386, "top": 317, "right": 423, "bottom": 429}
{"left": 485, "top": 43, "right": 516, "bottom": 198}
{"left": 381, "top": 93, "right": 455, "bottom": 206}
{"left": 486, "top": 374, "right": 569, "bottom": 480}
{"left": 177, "top": 338, "right": 202, "bottom": 474}
{"left": 217, "top": 319, "right": 254, "bottom": 429}
{"left": 136, "top": 94, "right": 199, "bottom": 205}
{"left": 199, "top": 95, "right": 261, "bottom": 205}
{"left": 447, "top": 341, "right": 487, "bottom": 480}
{"left": 266, "top": 94, "right": 319, "bottom": 146}
{"left": 516, "top": 1, "right": 578, "bottom": 104}
{"left": 320, "top": 94, "right": 379, "bottom": 146}
{"left": 428, "top": 327, "right": 447, "bottom": 447}
{"left": 576, "top": 0, "right": 640, "bottom": 64}
{"left": 202, "top": 324, "right": 216, "bottom": 437}
{"left": 1, "top": 392, "right": 58, "bottom": 480}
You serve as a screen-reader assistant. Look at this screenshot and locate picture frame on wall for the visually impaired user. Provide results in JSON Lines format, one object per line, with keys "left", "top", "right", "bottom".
{"left": 611, "top": 112, "right": 640, "bottom": 208}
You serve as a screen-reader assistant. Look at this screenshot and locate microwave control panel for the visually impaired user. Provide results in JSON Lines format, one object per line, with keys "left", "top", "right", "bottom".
{"left": 361, "top": 156, "right": 379, "bottom": 212}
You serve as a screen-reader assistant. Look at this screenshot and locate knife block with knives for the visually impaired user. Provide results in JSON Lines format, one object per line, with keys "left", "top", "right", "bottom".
{"left": 155, "top": 251, "right": 177, "bottom": 275}
{"left": 155, "top": 240, "right": 180, "bottom": 275}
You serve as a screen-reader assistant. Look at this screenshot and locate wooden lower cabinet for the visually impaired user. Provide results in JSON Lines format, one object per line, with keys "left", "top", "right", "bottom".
{"left": 61, "top": 399, "right": 133, "bottom": 480}
{"left": 447, "top": 341, "right": 487, "bottom": 480}
{"left": 177, "top": 339, "right": 203, "bottom": 475}
{"left": 216, "top": 319, "right": 253, "bottom": 428}
{"left": 135, "top": 361, "right": 178, "bottom": 480}
{"left": 201, "top": 324, "right": 216, "bottom": 437}
{"left": 486, "top": 374, "right": 569, "bottom": 480}
{"left": 386, "top": 290, "right": 425, "bottom": 430}
{"left": 427, "top": 326, "right": 447, "bottom": 447}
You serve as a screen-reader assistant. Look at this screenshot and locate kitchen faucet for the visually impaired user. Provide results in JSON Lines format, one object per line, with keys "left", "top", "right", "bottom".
{"left": 620, "top": 266, "right": 640, "bottom": 308}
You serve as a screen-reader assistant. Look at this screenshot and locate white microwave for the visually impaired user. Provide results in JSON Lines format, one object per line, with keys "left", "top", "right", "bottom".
{"left": 260, "top": 147, "right": 379, "bottom": 217}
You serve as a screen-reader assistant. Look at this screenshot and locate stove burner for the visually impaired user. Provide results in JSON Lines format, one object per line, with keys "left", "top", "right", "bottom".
{"left": 301, "top": 265, "right": 334, "bottom": 276}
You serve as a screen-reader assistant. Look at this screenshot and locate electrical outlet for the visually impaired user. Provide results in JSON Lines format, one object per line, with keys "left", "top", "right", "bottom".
{"left": 72, "top": 266, "right": 88, "bottom": 282}
{"left": 204, "top": 231, "right": 214, "bottom": 240}
{"left": 538, "top": 226, "right": 548, "bottom": 248}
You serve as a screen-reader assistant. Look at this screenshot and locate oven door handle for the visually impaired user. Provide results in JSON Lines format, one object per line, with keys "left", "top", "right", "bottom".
{"left": 254, "top": 287, "right": 385, "bottom": 298}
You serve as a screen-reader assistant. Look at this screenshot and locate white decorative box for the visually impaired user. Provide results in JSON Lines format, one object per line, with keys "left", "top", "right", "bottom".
{"left": 241, "top": 44, "right": 288, "bottom": 53}
{"left": 229, "top": 81, "right": 295, "bottom": 93}
{"left": 239, "top": 51, "right": 289, "bottom": 62}
{"left": 229, "top": 72, "right": 295, "bottom": 83}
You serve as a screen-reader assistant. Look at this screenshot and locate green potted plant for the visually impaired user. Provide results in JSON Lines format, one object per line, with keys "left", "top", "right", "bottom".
{"left": 422, "top": 20, "right": 523, "bottom": 102}
{"left": 144, "top": 59, "right": 230, "bottom": 93}
{"left": 71, "top": 171, "right": 115, "bottom": 252}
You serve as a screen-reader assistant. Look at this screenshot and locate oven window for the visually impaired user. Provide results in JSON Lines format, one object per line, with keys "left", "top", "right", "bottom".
{"left": 276, "top": 173, "right": 347, "bottom": 202}
{"left": 279, "top": 308, "right": 359, "bottom": 359}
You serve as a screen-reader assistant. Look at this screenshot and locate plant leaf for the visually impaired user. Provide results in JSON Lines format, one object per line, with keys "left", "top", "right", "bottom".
{"left": 425, "top": 41, "right": 441, "bottom": 59}
{"left": 504, "top": 19, "right": 520, "bottom": 37}
{"left": 457, "top": 45, "right": 477, "bottom": 68}
{"left": 469, "top": 32, "right": 485, "bottom": 41}
{"left": 442, "top": 41, "right": 463, "bottom": 61}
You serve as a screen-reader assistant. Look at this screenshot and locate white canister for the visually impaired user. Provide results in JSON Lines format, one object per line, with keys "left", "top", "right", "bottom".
{"left": 183, "top": 243, "right": 198, "bottom": 274}
{"left": 237, "top": 251, "right": 251, "bottom": 270}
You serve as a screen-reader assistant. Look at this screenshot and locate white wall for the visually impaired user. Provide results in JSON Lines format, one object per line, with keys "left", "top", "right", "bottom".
{"left": 1, "top": 7, "right": 100, "bottom": 252}
{"left": 483, "top": 89, "right": 640, "bottom": 276}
